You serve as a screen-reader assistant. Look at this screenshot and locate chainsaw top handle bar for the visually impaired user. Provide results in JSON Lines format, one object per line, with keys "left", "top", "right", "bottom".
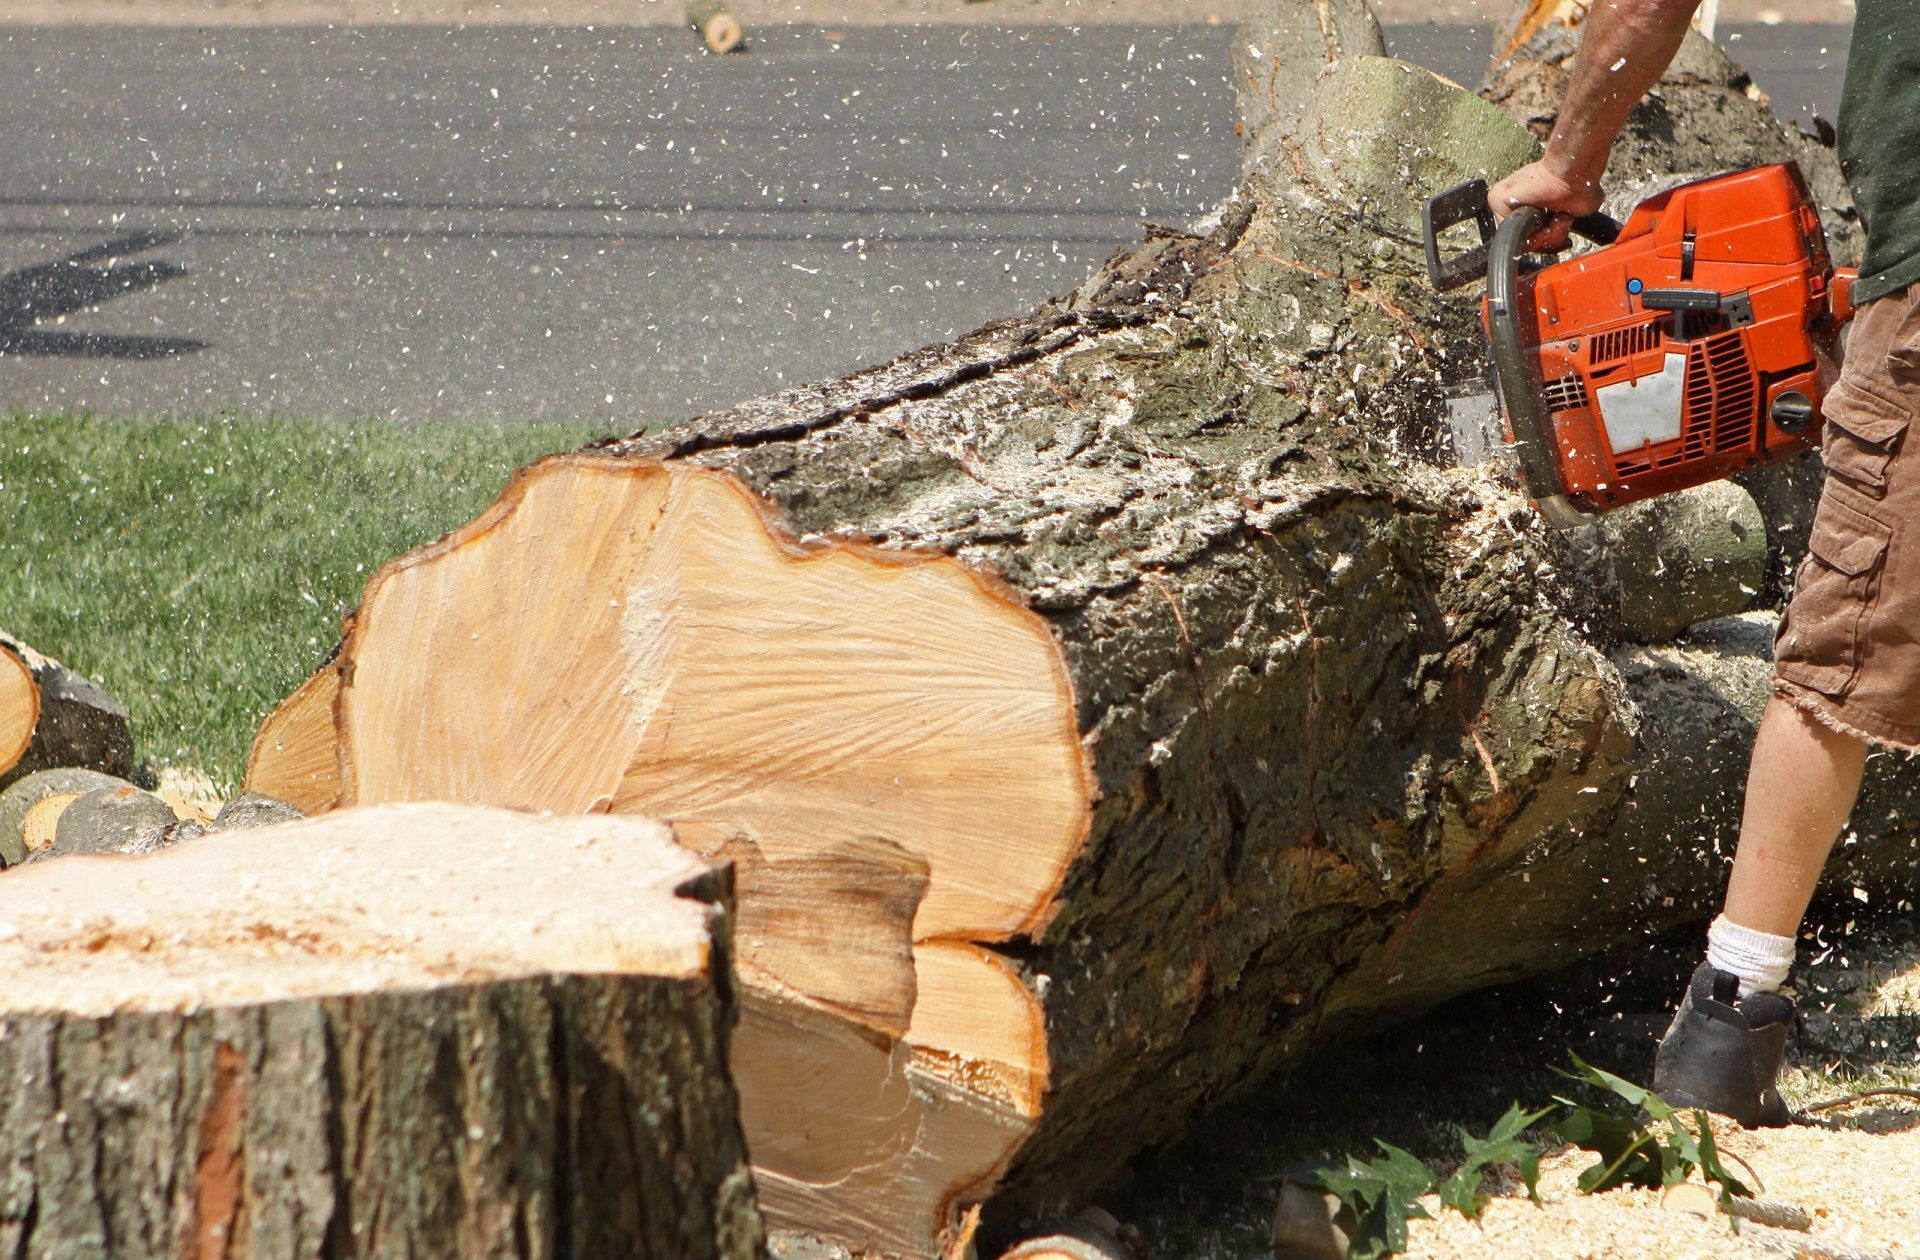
{"left": 1484, "top": 204, "right": 1596, "bottom": 530}
{"left": 1422, "top": 177, "right": 1623, "bottom": 293}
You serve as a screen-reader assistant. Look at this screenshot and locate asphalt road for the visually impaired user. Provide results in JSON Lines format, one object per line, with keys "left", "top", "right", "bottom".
{"left": 0, "top": 22, "right": 1852, "bottom": 426}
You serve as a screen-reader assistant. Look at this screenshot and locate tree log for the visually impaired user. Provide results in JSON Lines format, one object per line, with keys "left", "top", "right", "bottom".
{"left": 0, "top": 802, "right": 763, "bottom": 1259}
{"left": 1232, "top": 0, "right": 1382, "bottom": 172}
{"left": 242, "top": 13, "right": 1915, "bottom": 1258}
{"left": 0, "top": 648, "right": 35, "bottom": 779}
{"left": 0, "top": 629, "right": 137, "bottom": 793}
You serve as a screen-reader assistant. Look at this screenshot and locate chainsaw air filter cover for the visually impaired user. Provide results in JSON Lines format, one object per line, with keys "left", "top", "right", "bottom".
{"left": 1497, "top": 163, "right": 1846, "bottom": 516}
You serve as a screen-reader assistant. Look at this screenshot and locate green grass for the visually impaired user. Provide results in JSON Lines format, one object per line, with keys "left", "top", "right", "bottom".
{"left": 0, "top": 414, "right": 608, "bottom": 787}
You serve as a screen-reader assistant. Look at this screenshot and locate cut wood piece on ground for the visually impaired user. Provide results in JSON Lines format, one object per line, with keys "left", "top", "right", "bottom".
{"left": 246, "top": 9, "right": 1908, "bottom": 1257}
{"left": 0, "top": 802, "right": 764, "bottom": 1259}
{"left": 687, "top": 0, "right": 743, "bottom": 52}
{"left": 999, "top": 1211, "right": 1140, "bottom": 1260}
{"left": 302, "top": 451, "right": 1086, "bottom": 1254}
{"left": 39, "top": 783, "right": 178, "bottom": 859}
{"left": 244, "top": 660, "right": 340, "bottom": 814}
{"left": 210, "top": 788, "right": 305, "bottom": 831}
{"left": 0, "top": 647, "right": 37, "bottom": 778}
{"left": 18, "top": 792, "right": 79, "bottom": 856}
{"left": 0, "top": 767, "right": 132, "bottom": 867}
{"left": 0, "top": 630, "right": 135, "bottom": 791}
{"left": 155, "top": 765, "right": 222, "bottom": 824}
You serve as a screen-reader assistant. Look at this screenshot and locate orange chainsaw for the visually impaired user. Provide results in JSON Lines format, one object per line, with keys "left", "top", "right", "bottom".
{"left": 1423, "top": 163, "right": 1857, "bottom": 529}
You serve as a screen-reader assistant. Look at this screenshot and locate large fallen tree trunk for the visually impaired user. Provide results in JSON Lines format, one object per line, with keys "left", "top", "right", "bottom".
{"left": 0, "top": 802, "right": 763, "bottom": 1258}
{"left": 245, "top": 11, "right": 1915, "bottom": 1257}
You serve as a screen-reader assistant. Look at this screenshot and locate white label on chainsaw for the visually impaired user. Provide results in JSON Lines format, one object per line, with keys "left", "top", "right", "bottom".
{"left": 1595, "top": 352, "right": 1688, "bottom": 454}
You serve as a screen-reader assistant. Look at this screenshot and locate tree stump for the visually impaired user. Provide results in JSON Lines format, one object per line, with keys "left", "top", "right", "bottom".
{"left": 0, "top": 803, "right": 763, "bottom": 1259}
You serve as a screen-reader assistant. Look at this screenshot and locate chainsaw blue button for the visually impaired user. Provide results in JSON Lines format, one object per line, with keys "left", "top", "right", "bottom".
{"left": 1627, "top": 278, "right": 1644, "bottom": 294}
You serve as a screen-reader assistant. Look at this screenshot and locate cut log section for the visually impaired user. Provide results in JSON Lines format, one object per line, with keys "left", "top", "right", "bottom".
{"left": 687, "top": 0, "right": 743, "bottom": 54}
{"left": 0, "top": 802, "right": 763, "bottom": 1259}
{"left": 245, "top": 661, "right": 341, "bottom": 815}
{"left": 245, "top": 15, "right": 1895, "bottom": 1260}
{"left": 0, "top": 767, "right": 133, "bottom": 866}
{"left": 0, "top": 630, "right": 137, "bottom": 791}
{"left": 0, "top": 646, "right": 35, "bottom": 778}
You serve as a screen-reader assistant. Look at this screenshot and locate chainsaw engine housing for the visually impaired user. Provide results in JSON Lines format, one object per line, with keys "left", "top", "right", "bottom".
{"left": 1492, "top": 164, "right": 1844, "bottom": 516}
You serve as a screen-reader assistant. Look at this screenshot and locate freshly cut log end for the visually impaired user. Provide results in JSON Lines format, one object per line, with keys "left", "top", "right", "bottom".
{"left": 0, "top": 802, "right": 763, "bottom": 1259}
{"left": 253, "top": 453, "right": 1084, "bottom": 1255}
{"left": 0, "top": 630, "right": 137, "bottom": 790}
{"left": 325, "top": 455, "right": 1092, "bottom": 948}
{"left": 687, "top": 0, "right": 743, "bottom": 53}
{"left": 244, "top": 661, "right": 341, "bottom": 815}
{"left": 0, "top": 647, "right": 36, "bottom": 777}
{"left": 19, "top": 791, "right": 79, "bottom": 856}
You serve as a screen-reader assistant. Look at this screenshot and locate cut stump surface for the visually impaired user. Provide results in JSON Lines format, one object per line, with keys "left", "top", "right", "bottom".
{"left": 0, "top": 802, "right": 764, "bottom": 1259}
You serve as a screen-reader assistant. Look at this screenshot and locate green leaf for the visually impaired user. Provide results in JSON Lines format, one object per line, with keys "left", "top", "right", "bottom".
{"left": 1554, "top": 1059, "right": 1754, "bottom": 1203}
{"left": 1439, "top": 1104, "right": 1551, "bottom": 1220}
{"left": 1299, "top": 1141, "right": 1439, "bottom": 1259}
{"left": 1517, "top": 1149, "right": 1542, "bottom": 1205}
{"left": 1692, "top": 1114, "right": 1752, "bottom": 1202}
{"left": 1556, "top": 1104, "right": 1662, "bottom": 1193}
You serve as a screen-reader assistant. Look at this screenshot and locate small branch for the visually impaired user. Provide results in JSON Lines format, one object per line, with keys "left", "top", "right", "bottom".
{"left": 1804, "top": 1086, "right": 1920, "bottom": 1115}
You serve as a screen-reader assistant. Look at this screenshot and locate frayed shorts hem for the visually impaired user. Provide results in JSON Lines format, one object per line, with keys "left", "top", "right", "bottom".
{"left": 1771, "top": 676, "right": 1920, "bottom": 756}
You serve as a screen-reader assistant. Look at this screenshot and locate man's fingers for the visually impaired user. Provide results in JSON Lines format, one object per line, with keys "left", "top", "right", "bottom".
{"left": 1523, "top": 212, "right": 1575, "bottom": 253}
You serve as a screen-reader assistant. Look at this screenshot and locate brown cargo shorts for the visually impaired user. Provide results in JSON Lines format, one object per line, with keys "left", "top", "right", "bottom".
{"left": 1774, "top": 279, "right": 1920, "bottom": 748}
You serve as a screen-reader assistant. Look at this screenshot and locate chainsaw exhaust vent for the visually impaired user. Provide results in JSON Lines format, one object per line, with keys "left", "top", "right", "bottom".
{"left": 1702, "top": 333, "right": 1759, "bottom": 452}
{"left": 1544, "top": 375, "right": 1589, "bottom": 413}
{"left": 1589, "top": 322, "right": 1662, "bottom": 366}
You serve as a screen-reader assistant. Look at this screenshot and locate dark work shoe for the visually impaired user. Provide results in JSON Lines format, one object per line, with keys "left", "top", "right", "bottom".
{"left": 1652, "top": 964, "right": 1795, "bottom": 1128}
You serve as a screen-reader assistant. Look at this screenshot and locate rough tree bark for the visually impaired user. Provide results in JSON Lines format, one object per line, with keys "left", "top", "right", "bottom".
{"left": 0, "top": 629, "right": 136, "bottom": 793}
{"left": 0, "top": 803, "right": 763, "bottom": 1259}
{"left": 245, "top": 11, "right": 1917, "bottom": 1258}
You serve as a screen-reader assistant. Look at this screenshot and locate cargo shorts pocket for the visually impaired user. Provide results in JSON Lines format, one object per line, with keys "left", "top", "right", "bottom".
{"left": 1821, "top": 379, "right": 1911, "bottom": 498}
{"left": 1775, "top": 493, "right": 1892, "bottom": 697}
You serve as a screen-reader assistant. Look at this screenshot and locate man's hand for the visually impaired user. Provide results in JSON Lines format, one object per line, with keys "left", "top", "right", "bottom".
{"left": 1486, "top": 160, "right": 1605, "bottom": 252}
{"left": 1485, "top": 0, "right": 1701, "bottom": 250}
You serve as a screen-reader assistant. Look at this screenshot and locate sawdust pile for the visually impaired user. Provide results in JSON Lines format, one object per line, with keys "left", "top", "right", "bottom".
{"left": 1402, "top": 1116, "right": 1920, "bottom": 1259}
{"left": 1402, "top": 928, "right": 1920, "bottom": 1260}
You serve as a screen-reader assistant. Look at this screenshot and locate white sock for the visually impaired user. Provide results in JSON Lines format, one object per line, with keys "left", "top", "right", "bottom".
{"left": 1705, "top": 915, "right": 1797, "bottom": 996}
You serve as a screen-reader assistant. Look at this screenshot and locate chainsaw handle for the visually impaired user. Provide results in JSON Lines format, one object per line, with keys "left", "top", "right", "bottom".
{"left": 1486, "top": 205, "right": 1596, "bottom": 531}
{"left": 1569, "top": 210, "right": 1623, "bottom": 246}
{"left": 1422, "top": 177, "right": 1623, "bottom": 291}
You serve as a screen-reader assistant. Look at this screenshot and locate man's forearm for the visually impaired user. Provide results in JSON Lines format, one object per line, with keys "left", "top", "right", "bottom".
{"left": 1541, "top": 0, "right": 1702, "bottom": 188}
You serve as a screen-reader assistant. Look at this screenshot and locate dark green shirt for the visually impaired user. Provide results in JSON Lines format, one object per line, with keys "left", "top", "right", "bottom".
{"left": 1841, "top": 0, "right": 1920, "bottom": 304}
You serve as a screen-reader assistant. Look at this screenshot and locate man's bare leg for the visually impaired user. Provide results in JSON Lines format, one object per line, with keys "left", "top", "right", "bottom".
{"left": 1722, "top": 696, "right": 1869, "bottom": 938}
{"left": 1652, "top": 695, "right": 1869, "bottom": 1125}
